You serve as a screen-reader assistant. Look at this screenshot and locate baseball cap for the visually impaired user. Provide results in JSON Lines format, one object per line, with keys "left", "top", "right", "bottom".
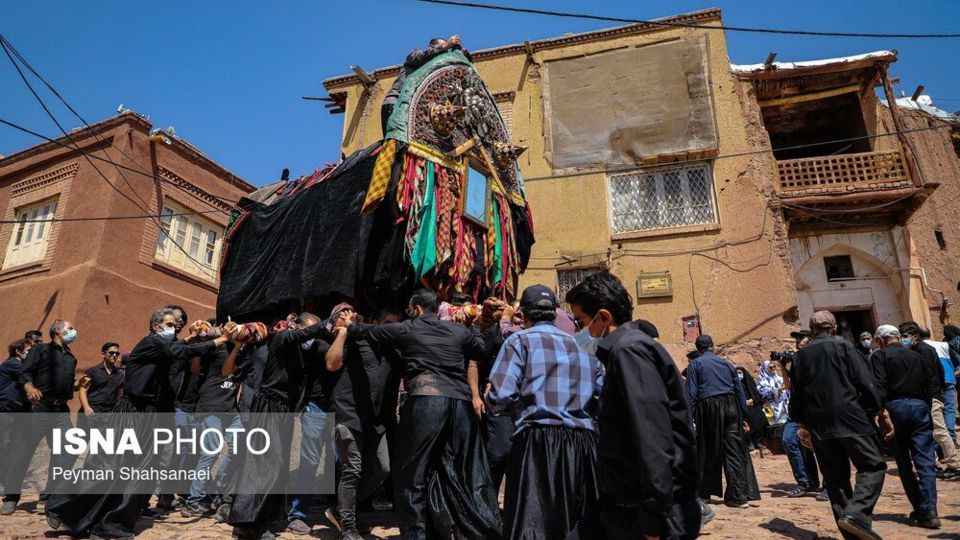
{"left": 789, "top": 329, "right": 813, "bottom": 340}
{"left": 875, "top": 325, "right": 900, "bottom": 339}
{"left": 809, "top": 311, "right": 836, "bottom": 330}
{"left": 520, "top": 285, "right": 558, "bottom": 311}
{"left": 859, "top": 331, "right": 873, "bottom": 339}
{"left": 695, "top": 334, "right": 714, "bottom": 350}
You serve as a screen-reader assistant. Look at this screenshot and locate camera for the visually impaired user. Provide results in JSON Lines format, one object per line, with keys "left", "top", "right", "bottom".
{"left": 770, "top": 350, "right": 794, "bottom": 367}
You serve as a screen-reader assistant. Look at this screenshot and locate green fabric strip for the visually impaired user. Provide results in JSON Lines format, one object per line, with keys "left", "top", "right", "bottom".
{"left": 411, "top": 161, "right": 438, "bottom": 277}
{"left": 384, "top": 50, "right": 472, "bottom": 142}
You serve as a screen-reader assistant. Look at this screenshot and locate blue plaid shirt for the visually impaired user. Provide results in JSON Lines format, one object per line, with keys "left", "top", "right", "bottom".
{"left": 485, "top": 322, "right": 603, "bottom": 434}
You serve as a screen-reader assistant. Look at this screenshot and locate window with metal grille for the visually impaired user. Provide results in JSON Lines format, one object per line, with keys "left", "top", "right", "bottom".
{"left": 557, "top": 267, "right": 602, "bottom": 307}
{"left": 155, "top": 200, "right": 223, "bottom": 282}
{"left": 3, "top": 197, "right": 58, "bottom": 270}
{"left": 608, "top": 163, "right": 716, "bottom": 234}
{"left": 824, "top": 255, "right": 855, "bottom": 282}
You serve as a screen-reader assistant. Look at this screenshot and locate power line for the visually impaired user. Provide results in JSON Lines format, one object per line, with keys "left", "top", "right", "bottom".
{"left": 0, "top": 34, "right": 242, "bottom": 209}
{"left": 409, "top": 0, "right": 960, "bottom": 39}
{"left": 0, "top": 117, "right": 242, "bottom": 206}
{"left": 0, "top": 36, "right": 214, "bottom": 269}
{"left": 1, "top": 208, "right": 229, "bottom": 224}
{"left": 523, "top": 123, "right": 955, "bottom": 183}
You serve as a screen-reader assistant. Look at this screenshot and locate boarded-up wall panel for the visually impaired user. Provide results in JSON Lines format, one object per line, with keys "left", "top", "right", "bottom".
{"left": 543, "top": 36, "right": 717, "bottom": 169}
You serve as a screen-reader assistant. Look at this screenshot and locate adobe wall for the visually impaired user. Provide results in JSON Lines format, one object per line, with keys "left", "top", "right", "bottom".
{"left": 0, "top": 115, "right": 251, "bottom": 377}
{"left": 887, "top": 107, "right": 960, "bottom": 337}
{"left": 328, "top": 19, "right": 801, "bottom": 366}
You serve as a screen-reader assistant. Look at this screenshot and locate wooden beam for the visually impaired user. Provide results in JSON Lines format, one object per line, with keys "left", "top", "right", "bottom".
{"left": 911, "top": 85, "right": 925, "bottom": 101}
{"left": 881, "top": 75, "right": 921, "bottom": 187}
{"left": 351, "top": 65, "right": 376, "bottom": 87}
{"left": 764, "top": 52, "right": 777, "bottom": 69}
{"left": 446, "top": 138, "right": 476, "bottom": 158}
{"left": 758, "top": 84, "right": 861, "bottom": 107}
{"left": 302, "top": 96, "right": 333, "bottom": 101}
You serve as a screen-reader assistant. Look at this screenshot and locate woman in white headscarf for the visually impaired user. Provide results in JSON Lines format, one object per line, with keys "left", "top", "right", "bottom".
{"left": 757, "top": 360, "right": 789, "bottom": 425}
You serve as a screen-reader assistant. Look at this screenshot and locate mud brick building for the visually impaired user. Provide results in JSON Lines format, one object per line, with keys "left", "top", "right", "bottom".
{"left": 0, "top": 111, "right": 254, "bottom": 369}
{"left": 322, "top": 7, "right": 960, "bottom": 365}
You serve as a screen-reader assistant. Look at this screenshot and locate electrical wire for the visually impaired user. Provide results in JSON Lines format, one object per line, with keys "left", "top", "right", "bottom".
{"left": 0, "top": 208, "right": 229, "bottom": 224}
{"left": 0, "top": 37, "right": 215, "bottom": 270}
{"left": 0, "top": 34, "right": 242, "bottom": 208}
{"left": 408, "top": 0, "right": 960, "bottom": 39}
{"left": 0, "top": 117, "right": 242, "bottom": 205}
{"left": 522, "top": 124, "right": 955, "bottom": 183}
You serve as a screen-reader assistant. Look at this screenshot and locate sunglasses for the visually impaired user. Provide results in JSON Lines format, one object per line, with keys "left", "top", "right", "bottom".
{"left": 105, "top": 351, "right": 121, "bottom": 357}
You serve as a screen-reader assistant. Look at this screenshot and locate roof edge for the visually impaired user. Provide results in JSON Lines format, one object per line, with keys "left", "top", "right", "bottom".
{"left": 322, "top": 7, "right": 722, "bottom": 89}
{"left": 0, "top": 111, "right": 256, "bottom": 193}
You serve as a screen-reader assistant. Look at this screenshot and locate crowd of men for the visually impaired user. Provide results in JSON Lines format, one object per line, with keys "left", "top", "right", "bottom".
{"left": 0, "top": 274, "right": 958, "bottom": 540}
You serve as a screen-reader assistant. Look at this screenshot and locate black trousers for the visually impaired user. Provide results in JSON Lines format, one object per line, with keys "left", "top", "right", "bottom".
{"left": 45, "top": 397, "right": 160, "bottom": 537}
{"left": 694, "top": 394, "right": 751, "bottom": 503}
{"left": 2, "top": 401, "right": 75, "bottom": 503}
{"left": 812, "top": 435, "right": 886, "bottom": 539}
{"left": 503, "top": 425, "right": 598, "bottom": 540}
{"left": 394, "top": 395, "right": 501, "bottom": 540}
{"left": 228, "top": 393, "right": 295, "bottom": 533}
{"left": 484, "top": 414, "right": 514, "bottom": 492}
{"left": 565, "top": 488, "right": 702, "bottom": 540}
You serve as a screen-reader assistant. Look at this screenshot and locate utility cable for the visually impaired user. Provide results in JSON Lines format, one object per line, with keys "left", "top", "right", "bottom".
{"left": 408, "top": 0, "right": 960, "bottom": 39}
{"left": 0, "top": 38, "right": 213, "bottom": 269}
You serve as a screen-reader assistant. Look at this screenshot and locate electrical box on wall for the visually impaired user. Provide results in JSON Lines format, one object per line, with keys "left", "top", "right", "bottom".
{"left": 637, "top": 271, "right": 673, "bottom": 298}
{"left": 682, "top": 316, "right": 700, "bottom": 343}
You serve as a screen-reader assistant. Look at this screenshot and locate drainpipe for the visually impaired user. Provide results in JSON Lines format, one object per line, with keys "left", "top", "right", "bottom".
{"left": 892, "top": 266, "right": 950, "bottom": 307}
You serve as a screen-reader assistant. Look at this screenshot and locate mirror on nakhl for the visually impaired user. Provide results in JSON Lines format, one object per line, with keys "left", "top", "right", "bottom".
{"left": 461, "top": 150, "right": 493, "bottom": 228}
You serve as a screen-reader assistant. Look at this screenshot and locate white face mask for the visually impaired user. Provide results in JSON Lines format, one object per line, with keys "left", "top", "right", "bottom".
{"left": 574, "top": 314, "right": 601, "bottom": 356}
{"left": 861, "top": 339, "right": 872, "bottom": 348}
{"left": 301, "top": 339, "right": 315, "bottom": 351}
{"left": 158, "top": 326, "right": 176, "bottom": 341}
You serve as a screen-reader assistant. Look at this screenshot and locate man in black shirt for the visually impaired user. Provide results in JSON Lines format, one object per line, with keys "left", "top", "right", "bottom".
{"left": 286, "top": 313, "right": 335, "bottom": 534}
{"left": 323, "top": 304, "right": 392, "bottom": 540}
{"left": 228, "top": 313, "right": 326, "bottom": 540}
{"left": 44, "top": 308, "right": 231, "bottom": 538}
{"left": 77, "top": 343, "right": 124, "bottom": 470}
{"left": 185, "top": 333, "right": 250, "bottom": 519}
{"left": 564, "top": 272, "right": 700, "bottom": 540}
{"left": 790, "top": 311, "right": 885, "bottom": 540}
{"left": 24, "top": 330, "right": 43, "bottom": 346}
{"left": 0, "top": 339, "right": 30, "bottom": 505}
{"left": 871, "top": 324, "right": 941, "bottom": 529}
{"left": 351, "top": 289, "right": 499, "bottom": 540}
{"left": 79, "top": 342, "right": 124, "bottom": 415}
{"left": 1, "top": 320, "right": 79, "bottom": 515}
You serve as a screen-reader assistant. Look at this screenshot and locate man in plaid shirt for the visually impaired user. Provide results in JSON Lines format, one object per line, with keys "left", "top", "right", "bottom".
{"left": 486, "top": 285, "right": 602, "bottom": 540}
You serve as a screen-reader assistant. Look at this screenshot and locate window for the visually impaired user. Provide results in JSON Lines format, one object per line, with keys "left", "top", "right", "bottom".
{"left": 155, "top": 201, "right": 223, "bottom": 282}
{"left": 557, "top": 267, "right": 602, "bottom": 308}
{"left": 609, "top": 163, "right": 716, "bottom": 234}
{"left": 824, "top": 255, "right": 855, "bottom": 282}
{"left": 3, "top": 197, "right": 58, "bottom": 270}
{"left": 935, "top": 229, "right": 946, "bottom": 250}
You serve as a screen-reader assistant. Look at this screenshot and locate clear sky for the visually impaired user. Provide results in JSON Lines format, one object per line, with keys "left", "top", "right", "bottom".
{"left": 2, "top": 1, "right": 958, "bottom": 187}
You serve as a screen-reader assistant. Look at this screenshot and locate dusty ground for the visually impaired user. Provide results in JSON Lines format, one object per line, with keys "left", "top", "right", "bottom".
{"left": 1, "top": 452, "right": 958, "bottom": 539}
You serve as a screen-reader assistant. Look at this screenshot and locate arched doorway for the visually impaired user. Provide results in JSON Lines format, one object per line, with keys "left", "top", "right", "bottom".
{"left": 793, "top": 237, "right": 908, "bottom": 337}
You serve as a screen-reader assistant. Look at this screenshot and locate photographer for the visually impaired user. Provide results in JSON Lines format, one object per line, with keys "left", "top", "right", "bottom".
{"left": 779, "top": 330, "right": 825, "bottom": 499}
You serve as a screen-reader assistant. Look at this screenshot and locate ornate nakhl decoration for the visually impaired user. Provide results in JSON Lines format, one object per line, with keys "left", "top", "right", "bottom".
{"left": 429, "top": 103, "right": 467, "bottom": 137}
{"left": 492, "top": 141, "right": 528, "bottom": 170}
{"left": 408, "top": 65, "right": 522, "bottom": 194}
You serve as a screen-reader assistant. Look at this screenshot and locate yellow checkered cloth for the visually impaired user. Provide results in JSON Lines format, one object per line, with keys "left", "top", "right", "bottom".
{"left": 362, "top": 139, "right": 399, "bottom": 213}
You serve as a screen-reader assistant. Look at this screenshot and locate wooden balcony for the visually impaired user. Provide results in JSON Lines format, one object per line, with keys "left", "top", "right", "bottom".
{"left": 777, "top": 150, "right": 911, "bottom": 195}
{"left": 775, "top": 149, "right": 936, "bottom": 229}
